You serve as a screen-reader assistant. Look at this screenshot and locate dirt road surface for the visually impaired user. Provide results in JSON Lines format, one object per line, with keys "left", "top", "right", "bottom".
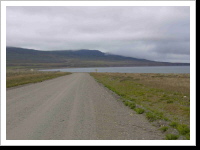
{"left": 7, "top": 73, "right": 164, "bottom": 140}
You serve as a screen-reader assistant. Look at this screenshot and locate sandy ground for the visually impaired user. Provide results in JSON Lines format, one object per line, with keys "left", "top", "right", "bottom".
{"left": 6, "top": 73, "right": 164, "bottom": 140}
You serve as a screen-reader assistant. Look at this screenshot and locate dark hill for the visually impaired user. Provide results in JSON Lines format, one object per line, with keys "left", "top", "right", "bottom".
{"left": 6, "top": 47, "right": 189, "bottom": 69}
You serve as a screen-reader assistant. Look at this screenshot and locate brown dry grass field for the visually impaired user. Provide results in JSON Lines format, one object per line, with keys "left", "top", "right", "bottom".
{"left": 6, "top": 69, "right": 71, "bottom": 88}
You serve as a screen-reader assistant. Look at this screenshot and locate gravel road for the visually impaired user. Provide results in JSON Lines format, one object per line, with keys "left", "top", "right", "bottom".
{"left": 7, "top": 73, "right": 164, "bottom": 140}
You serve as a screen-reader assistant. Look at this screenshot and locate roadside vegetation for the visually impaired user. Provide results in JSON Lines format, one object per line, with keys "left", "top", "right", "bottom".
{"left": 7, "top": 69, "right": 71, "bottom": 88}
{"left": 90, "top": 73, "right": 190, "bottom": 140}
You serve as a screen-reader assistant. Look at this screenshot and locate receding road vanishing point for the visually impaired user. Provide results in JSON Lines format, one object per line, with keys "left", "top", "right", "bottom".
{"left": 7, "top": 73, "right": 164, "bottom": 140}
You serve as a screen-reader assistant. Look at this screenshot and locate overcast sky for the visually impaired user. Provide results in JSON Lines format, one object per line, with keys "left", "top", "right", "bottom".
{"left": 6, "top": 6, "right": 190, "bottom": 63}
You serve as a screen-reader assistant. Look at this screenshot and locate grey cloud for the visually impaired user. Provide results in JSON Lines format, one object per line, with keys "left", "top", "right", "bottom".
{"left": 6, "top": 6, "right": 190, "bottom": 63}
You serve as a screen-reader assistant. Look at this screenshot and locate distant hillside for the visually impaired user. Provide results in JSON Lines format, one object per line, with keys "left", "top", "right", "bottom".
{"left": 6, "top": 47, "right": 189, "bottom": 69}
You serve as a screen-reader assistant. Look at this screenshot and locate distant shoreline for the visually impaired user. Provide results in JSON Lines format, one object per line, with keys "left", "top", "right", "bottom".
{"left": 40, "top": 66, "right": 190, "bottom": 74}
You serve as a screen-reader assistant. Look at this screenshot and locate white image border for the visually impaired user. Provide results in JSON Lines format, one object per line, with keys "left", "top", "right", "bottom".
{"left": 1, "top": 0, "right": 196, "bottom": 146}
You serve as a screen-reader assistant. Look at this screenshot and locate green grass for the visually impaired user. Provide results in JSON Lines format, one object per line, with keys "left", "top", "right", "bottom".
{"left": 177, "top": 124, "right": 190, "bottom": 135}
{"left": 134, "top": 108, "right": 145, "bottom": 114}
{"left": 146, "top": 112, "right": 159, "bottom": 122}
{"left": 123, "top": 101, "right": 136, "bottom": 109}
{"left": 165, "top": 134, "right": 179, "bottom": 140}
{"left": 159, "top": 126, "right": 169, "bottom": 132}
{"left": 169, "top": 122, "right": 179, "bottom": 128}
{"left": 7, "top": 70, "right": 71, "bottom": 88}
{"left": 90, "top": 72, "right": 190, "bottom": 140}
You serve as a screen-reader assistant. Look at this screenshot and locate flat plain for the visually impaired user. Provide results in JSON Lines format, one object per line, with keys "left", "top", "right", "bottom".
{"left": 6, "top": 69, "right": 71, "bottom": 88}
{"left": 90, "top": 73, "right": 190, "bottom": 140}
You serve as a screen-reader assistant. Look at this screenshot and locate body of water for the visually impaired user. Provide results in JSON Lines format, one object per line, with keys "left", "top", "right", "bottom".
{"left": 41, "top": 66, "right": 190, "bottom": 73}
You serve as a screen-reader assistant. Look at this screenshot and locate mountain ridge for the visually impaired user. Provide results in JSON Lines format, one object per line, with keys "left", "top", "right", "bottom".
{"left": 6, "top": 46, "right": 189, "bottom": 69}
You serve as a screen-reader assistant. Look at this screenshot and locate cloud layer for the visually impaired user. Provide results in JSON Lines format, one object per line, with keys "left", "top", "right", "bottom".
{"left": 6, "top": 6, "right": 190, "bottom": 62}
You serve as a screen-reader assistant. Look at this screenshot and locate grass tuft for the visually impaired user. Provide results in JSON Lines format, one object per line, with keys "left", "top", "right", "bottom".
{"left": 177, "top": 124, "right": 190, "bottom": 135}
{"left": 165, "top": 134, "right": 179, "bottom": 140}
{"left": 145, "top": 112, "right": 158, "bottom": 122}
{"left": 134, "top": 108, "right": 145, "bottom": 114}
{"left": 169, "top": 122, "right": 179, "bottom": 128}
{"left": 159, "top": 126, "right": 169, "bottom": 132}
{"left": 124, "top": 101, "right": 136, "bottom": 109}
